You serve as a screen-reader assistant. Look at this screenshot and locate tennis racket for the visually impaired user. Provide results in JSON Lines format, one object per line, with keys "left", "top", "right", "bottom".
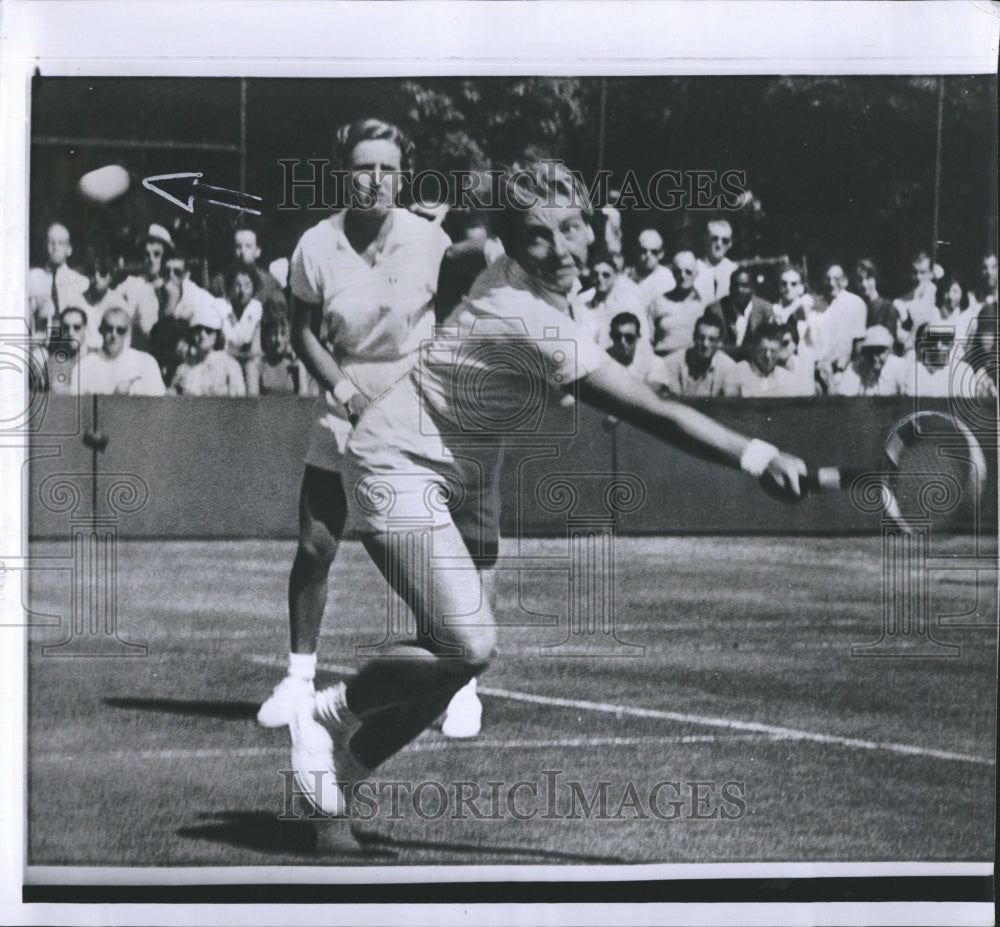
{"left": 802, "top": 411, "right": 988, "bottom": 534}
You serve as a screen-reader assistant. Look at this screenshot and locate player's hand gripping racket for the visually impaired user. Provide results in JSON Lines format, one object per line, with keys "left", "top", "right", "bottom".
{"left": 802, "top": 411, "right": 988, "bottom": 534}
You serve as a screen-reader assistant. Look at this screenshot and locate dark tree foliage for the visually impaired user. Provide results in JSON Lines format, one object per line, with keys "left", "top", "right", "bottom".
{"left": 30, "top": 75, "right": 996, "bottom": 295}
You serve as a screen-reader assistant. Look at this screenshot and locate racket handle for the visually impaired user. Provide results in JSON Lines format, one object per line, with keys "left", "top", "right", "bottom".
{"left": 803, "top": 464, "right": 872, "bottom": 492}
{"left": 803, "top": 466, "right": 845, "bottom": 491}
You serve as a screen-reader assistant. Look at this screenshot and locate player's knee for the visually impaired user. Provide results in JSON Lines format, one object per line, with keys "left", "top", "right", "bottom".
{"left": 461, "top": 624, "right": 497, "bottom": 671}
{"left": 297, "top": 527, "right": 338, "bottom": 570}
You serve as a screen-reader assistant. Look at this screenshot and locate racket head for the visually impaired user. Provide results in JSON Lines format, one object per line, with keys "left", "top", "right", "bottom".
{"left": 877, "top": 410, "right": 987, "bottom": 533}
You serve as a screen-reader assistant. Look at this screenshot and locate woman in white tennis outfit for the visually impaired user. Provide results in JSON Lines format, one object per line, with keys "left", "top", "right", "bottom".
{"left": 259, "top": 119, "right": 482, "bottom": 741}
{"left": 291, "top": 159, "right": 807, "bottom": 817}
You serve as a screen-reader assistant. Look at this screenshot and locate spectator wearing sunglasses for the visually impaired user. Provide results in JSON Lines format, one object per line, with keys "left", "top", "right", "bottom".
{"left": 161, "top": 251, "right": 217, "bottom": 324}
{"left": 830, "top": 325, "right": 908, "bottom": 397}
{"left": 606, "top": 312, "right": 653, "bottom": 382}
{"left": 772, "top": 265, "right": 815, "bottom": 326}
{"left": 694, "top": 219, "right": 738, "bottom": 305}
{"left": 45, "top": 306, "right": 89, "bottom": 395}
{"left": 73, "top": 306, "right": 165, "bottom": 396}
{"left": 907, "top": 323, "right": 983, "bottom": 399}
{"left": 117, "top": 224, "right": 174, "bottom": 351}
{"left": 626, "top": 229, "right": 676, "bottom": 310}
{"left": 170, "top": 300, "right": 246, "bottom": 397}
{"left": 576, "top": 251, "right": 648, "bottom": 351}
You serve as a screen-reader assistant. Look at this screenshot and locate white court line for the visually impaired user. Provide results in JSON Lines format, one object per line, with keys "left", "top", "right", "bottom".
{"left": 251, "top": 655, "right": 995, "bottom": 768}
{"left": 32, "top": 734, "right": 762, "bottom": 764}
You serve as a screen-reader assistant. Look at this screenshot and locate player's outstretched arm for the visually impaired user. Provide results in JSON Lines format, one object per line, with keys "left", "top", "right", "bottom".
{"left": 576, "top": 360, "right": 806, "bottom": 497}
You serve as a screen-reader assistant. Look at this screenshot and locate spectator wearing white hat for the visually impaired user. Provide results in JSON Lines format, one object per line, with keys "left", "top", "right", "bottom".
{"left": 117, "top": 223, "right": 174, "bottom": 348}
{"left": 170, "top": 299, "right": 246, "bottom": 397}
{"left": 831, "top": 325, "right": 909, "bottom": 397}
{"left": 907, "top": 323, "right": 985, "bottom": 399}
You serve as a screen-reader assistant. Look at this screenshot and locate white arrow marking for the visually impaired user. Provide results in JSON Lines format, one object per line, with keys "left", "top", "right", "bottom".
{"left": 141, "top": 172, "right": 202, "bottom": 213}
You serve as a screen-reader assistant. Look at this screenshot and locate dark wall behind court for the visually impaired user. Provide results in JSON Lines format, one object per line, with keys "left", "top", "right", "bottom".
{"left": 27, "top": 396, "right": 997, "bottom": 543}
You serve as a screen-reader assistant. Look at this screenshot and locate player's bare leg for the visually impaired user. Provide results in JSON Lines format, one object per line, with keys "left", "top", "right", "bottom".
{"left": 306, "top": 521, "right": 497, "bottom": 814}
{"left": 441, "top": 564, "right": 493, "bottom": 737}
{"left": 258, "top": 466, "right": 346, "bottom": 727}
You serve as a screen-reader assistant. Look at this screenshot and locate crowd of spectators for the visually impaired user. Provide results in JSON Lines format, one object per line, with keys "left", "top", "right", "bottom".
{"left": 27, "top": 211, "right": 999, "bottom": 402}
{"left": 578, "top": 220, "right": 998, "bottom": 401}
{"left": 29, "top": 221, "right": 308, "bottom": 397}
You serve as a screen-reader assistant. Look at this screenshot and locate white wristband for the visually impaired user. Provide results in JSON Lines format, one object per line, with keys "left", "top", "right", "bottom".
{"left": 740, "top": 439, "right": 780, "bottom": 478}
{"left": 332, "top": 378, "right": 359, "bottom": 406}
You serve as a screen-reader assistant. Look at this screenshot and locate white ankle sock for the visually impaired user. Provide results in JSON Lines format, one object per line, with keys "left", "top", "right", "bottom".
{"left": 288, "top": 652, "right": 317, "bottom": 683}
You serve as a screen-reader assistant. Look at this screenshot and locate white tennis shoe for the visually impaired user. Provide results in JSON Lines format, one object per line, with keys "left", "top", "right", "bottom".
{"left": 258, "top": 674, "right": 314, "bottom": 728}
{"left": 313, "top": 682, "right": 369, "bottom": 817}
{"left": 289, "top": 694, "right": 345, "bottom": 817}
{"left": 442, "top": 677, "right": 482, "bottom": 738}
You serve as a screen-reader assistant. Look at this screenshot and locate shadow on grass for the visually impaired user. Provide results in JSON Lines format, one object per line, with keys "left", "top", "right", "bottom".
{"left": 104, "top": 697, "right": 259, "bottom": 721}
{"left": 178, "top": 811, "right": 631, "bottom": 864}
{"left": 178, "top": 811, "right": 386, "bottom": 860}
{"left": 349, "top": 823, "right": 633, "bottom": 864}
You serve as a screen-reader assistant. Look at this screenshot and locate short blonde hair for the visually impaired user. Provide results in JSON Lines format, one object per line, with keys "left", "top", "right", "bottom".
{"left": 493, "top": 159, "right": 593, "bottom": 254}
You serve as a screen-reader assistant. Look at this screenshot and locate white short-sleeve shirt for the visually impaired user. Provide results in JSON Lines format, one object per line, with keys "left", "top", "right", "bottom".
{"left": 73, "top": 347, "right": 166, "bottom": 396}
{"left": 289, "top": 208, "right": 450, "bottom": 469}
{"left": 344, "top": 255, "right": 611, "bottom": 533}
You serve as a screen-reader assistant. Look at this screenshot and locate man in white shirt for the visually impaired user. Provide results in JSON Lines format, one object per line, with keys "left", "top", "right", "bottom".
{"left": 908, "top": 323, "right": 984, "bottom": 399}
{"left": 627, "top": 229, "right": 676, "bottom": 309}
{"left": 728, "top": 323, "right": 803, "bottom": 397}
{"left": 219, "top": 265, "right": 264, "bottom": 397}
{"left": 894, "top": 251, "right": 940, "bottom": 352}
{"left": 646, "top": 312, "right": 738, "bottom": 398}
{"left": 606, "top": 312, "right": 653, "bottom": 383}
{"left": 647, "top": 250, "right": 706, "bottom": 356}
{"left": 831, "top": 325, "right": 909, "bottom": 397}
{"left": 117, "top": 224, "right": 174, "bottom": 348}
{"left": 73, "top": 306, "right": 166, "bottom": 396}
{"left": 576, "top": 252, "right": 647, "bottom": 348}
{"left": 27, "top": 222, "right": 89, "bottom": 340}
{"left": 693, "top": 219, "right": 738, "bottom": 305}
{"left": 161, "top": 252, "right": 216, "bottom": 323}
{"left": 810, "top": 263, "right": 868, "bottom": 390}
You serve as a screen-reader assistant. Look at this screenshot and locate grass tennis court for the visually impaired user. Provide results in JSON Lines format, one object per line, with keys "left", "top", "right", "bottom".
{"left": 26, "top": 536, "right": 996, "bottom": 866}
